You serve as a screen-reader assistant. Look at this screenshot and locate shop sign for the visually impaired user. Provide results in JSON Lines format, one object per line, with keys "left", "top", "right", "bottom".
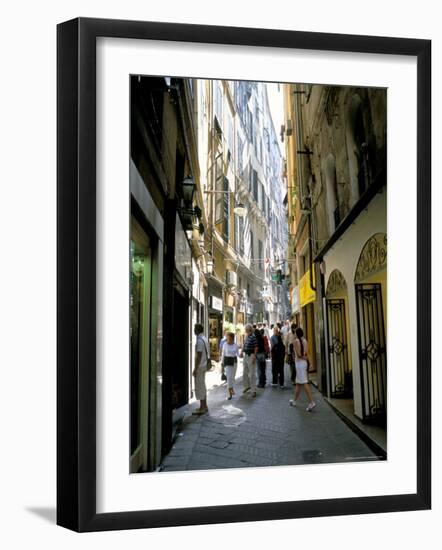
{"left": 291, "top": 284, "right": 300, "bottom": 312}
{"left": 299, "top": 269, "right": 316, "bottom": 307}
{"left": 209, "top": 295, "right": 223, "bottom": 311}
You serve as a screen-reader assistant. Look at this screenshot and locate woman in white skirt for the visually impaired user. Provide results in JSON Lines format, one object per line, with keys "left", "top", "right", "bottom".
{"left": 289, "top": 327, "right": 316, "bottom": 411}
{"left": 221, "top": 332, "right": 239, "bottom": 400}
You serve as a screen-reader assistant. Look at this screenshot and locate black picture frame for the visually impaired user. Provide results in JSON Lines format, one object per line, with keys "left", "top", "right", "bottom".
{"left": 57, "top": 17, "right": 431, "bottom": 532}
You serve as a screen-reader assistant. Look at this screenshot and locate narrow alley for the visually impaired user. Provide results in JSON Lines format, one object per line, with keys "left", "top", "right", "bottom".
{"left": 160, "top": 360, "right": 382, "bottom": 472}
{"left": 130, "top": 76, "right": 387, "bottom": 474}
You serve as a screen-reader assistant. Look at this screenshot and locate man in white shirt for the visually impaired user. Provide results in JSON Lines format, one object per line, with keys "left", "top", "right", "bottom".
{"left": 262, "top": 322, "right": 271, "bottom": 339}
{"left": 281, "top": 319, "right": 290, "bottom": 336}
{"left": 283, "top": 322, "right": 298, "bottom": 348}
{"left": 193, "top": 323, "right": 209, "bottom": 415}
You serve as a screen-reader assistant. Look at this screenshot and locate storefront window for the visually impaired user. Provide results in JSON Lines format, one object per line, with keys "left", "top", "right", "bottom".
{"left": 209, "top": 314, "right": 222, "bottom": 361}
{"left": 224, "top": 308, "right": 234, "bottom": 324}
{"left": 130, "top": 218, "right": 152, "bottom": 463}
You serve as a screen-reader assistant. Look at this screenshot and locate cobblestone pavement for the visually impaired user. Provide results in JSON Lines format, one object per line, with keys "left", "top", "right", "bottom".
{"left": 160, "top": 359, "right": 384, "bottom": 472}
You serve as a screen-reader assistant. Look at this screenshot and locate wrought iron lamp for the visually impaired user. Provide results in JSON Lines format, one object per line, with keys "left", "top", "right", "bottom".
{"left": 206, "top": 254, "right": 214, "bottom": 275}
{"left": 233, "top": 202, "right": 247, "bottom": 217}
{"left": 179, "top": 175, "right": 201, "bottom": 231}
{"left": 181, "top": 175, "right": 196, "bottom": 205}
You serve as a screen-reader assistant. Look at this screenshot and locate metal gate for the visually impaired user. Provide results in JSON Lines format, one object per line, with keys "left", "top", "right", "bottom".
{"left": 326, "top": 299, "right": 352, "bottom": 397}
{"left": 355, "top": 283, "right": 387, "bottom": 425}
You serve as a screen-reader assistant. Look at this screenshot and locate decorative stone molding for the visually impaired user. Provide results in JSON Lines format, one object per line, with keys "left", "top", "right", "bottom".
{"left": 354, "top": 232, "right": 387, "bottom": 282}
{"left": 325, "top": 88, "right": 339, "bottom": 125}
{"left": 326, "top": 269, "right": 347, "bottom": 297}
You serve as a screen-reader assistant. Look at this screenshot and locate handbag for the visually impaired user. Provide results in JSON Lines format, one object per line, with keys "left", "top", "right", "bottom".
{"left": 199, "top": 336, "right": 213, "bottom": 371}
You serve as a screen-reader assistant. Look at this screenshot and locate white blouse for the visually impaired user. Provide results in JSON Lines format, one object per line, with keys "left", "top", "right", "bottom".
{"left": 222, "top": 342, "right": 239, "bottom": 362}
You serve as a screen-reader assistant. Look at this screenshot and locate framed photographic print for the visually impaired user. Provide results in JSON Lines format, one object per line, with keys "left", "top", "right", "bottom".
{"left": 57, "top": 17, "right": 431, "bottom": 532}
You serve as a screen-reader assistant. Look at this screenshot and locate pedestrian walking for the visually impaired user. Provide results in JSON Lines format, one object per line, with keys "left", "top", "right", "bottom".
{"left": 289, "top": 327, "right": 316, "bottom": 411}
{"left": 221, "top": 332, "right": 239, "bottom": 400}
{"left": 255, "top": 328, "right": 267, "bottom": 388}
{"left": 240, "top": 324, "right": 258, "bottom": 398}
{"left": 219, "top": 329, "right": 228, "bottom": 356}
{"left": 281, "top": 319, "right": 290, "bottom": 336}
{"left": 219, "top": 329, "right": 228, "bottom": 380}
{"left": 193, "top": 323, "right": 209, "bottom": 415}
{"left": 270, "top": 326, "right": 286, "bottom": 388}
{"left": 261, "top": 328, "right": 271, "bottom": 357}
{"left": 283, "top": 322, "right": 298, "bottom": 349}
{"left": 284, "top": 322, "right": 298, "bottom": 384}
{"left": 262, "top": 321, "right": 271, "bottom": 339}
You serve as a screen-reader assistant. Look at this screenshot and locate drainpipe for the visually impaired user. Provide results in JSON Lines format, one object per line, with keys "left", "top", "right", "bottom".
{"left": 308, "top": 210, "right": 317, "bottom": 292}
{"left": 295, "top": 85, "right": 316, "bottom": 292}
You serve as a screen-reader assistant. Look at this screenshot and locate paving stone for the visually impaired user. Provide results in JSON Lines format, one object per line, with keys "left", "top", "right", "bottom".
{"left": 209, "top": 440, "right": 230, "bottom": 449}
{"left": 160, "top": 363, "right": 379, "bottom": 473}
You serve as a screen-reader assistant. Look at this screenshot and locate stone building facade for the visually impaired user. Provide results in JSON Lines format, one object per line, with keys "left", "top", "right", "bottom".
{"left": 284, "top": 82, "right": 387, "bottom": 441}
{"left": 197, "top": 79, "right": 288, "bottom": 356}
{"left": 130, "top": 75, "right": 204, "bottom": 472}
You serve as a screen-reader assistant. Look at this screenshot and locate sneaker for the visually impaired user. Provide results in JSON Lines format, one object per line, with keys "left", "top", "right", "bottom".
{"left": 279, "top": 385, "right": 285, "bottom": 389}
{"left": 306, "top": 402, "right": 316, "bottom": 412}
{"left": 289, "top": 399, "right": 296, "bottom": 407}
{"left": 242, "top": 387, "right": 251, "bottom": 394}
{"left": 252, "top": 391, "right": 257, "bottom": 398}
{"left": 271, "top": 383, "right": 278, "bottom": 387}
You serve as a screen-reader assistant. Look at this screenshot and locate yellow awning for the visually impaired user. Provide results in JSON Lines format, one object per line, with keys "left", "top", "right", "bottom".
{"left": 299, "top": 269, "right": 316, "bottom": 307}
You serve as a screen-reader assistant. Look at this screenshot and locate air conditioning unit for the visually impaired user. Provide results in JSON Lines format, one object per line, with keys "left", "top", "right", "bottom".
{"left": 286, "top": 119, "right": 293, "bottom": 136}
{"left": 226, "top": 270, "right": 238, "bottom": 288}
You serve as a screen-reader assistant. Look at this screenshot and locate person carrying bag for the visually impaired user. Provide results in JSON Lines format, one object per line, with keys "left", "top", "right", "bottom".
{"left": 221, "top": 332, "right": 239, "bottom": 400}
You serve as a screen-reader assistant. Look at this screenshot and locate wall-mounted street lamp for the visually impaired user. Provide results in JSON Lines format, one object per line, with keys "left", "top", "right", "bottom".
{"left": 178, "top": 175, "right": 203, "bottom": 231}
{"left": 181, "top": 175, "right": 196, "bottom": 204}
{"left": 233, "top": 202, "right": 247, "bottom": 217}
{"left": 206, "top": 254, "right": 214, "bottom": 275}
{"left": 203, "top": 190, "right": 247, "bottom": 218}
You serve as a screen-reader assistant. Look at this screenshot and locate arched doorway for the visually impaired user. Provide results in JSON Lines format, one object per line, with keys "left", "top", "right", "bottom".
{"left": 354, "top": 233, "right": 387, "bottom": 425}
{"left": 326, "top": 269, "right": 352, "bottom": 397}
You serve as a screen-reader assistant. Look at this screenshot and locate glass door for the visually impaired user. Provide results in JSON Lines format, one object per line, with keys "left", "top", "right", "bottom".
{"left": 130, "top": 217, "right": 152, "bottom": 473}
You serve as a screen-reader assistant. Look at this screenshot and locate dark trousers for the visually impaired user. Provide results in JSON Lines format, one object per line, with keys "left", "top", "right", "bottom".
{"left": 272, "top": 357, "right": 285, "bottom": 386}
{"left": 256, "top": 352, "right": 267, "bottom": 386}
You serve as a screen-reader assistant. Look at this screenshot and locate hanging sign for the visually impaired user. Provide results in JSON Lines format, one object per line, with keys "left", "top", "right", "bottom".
{"left": 299, "top": 269, "right": 316, "bottom": 307}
